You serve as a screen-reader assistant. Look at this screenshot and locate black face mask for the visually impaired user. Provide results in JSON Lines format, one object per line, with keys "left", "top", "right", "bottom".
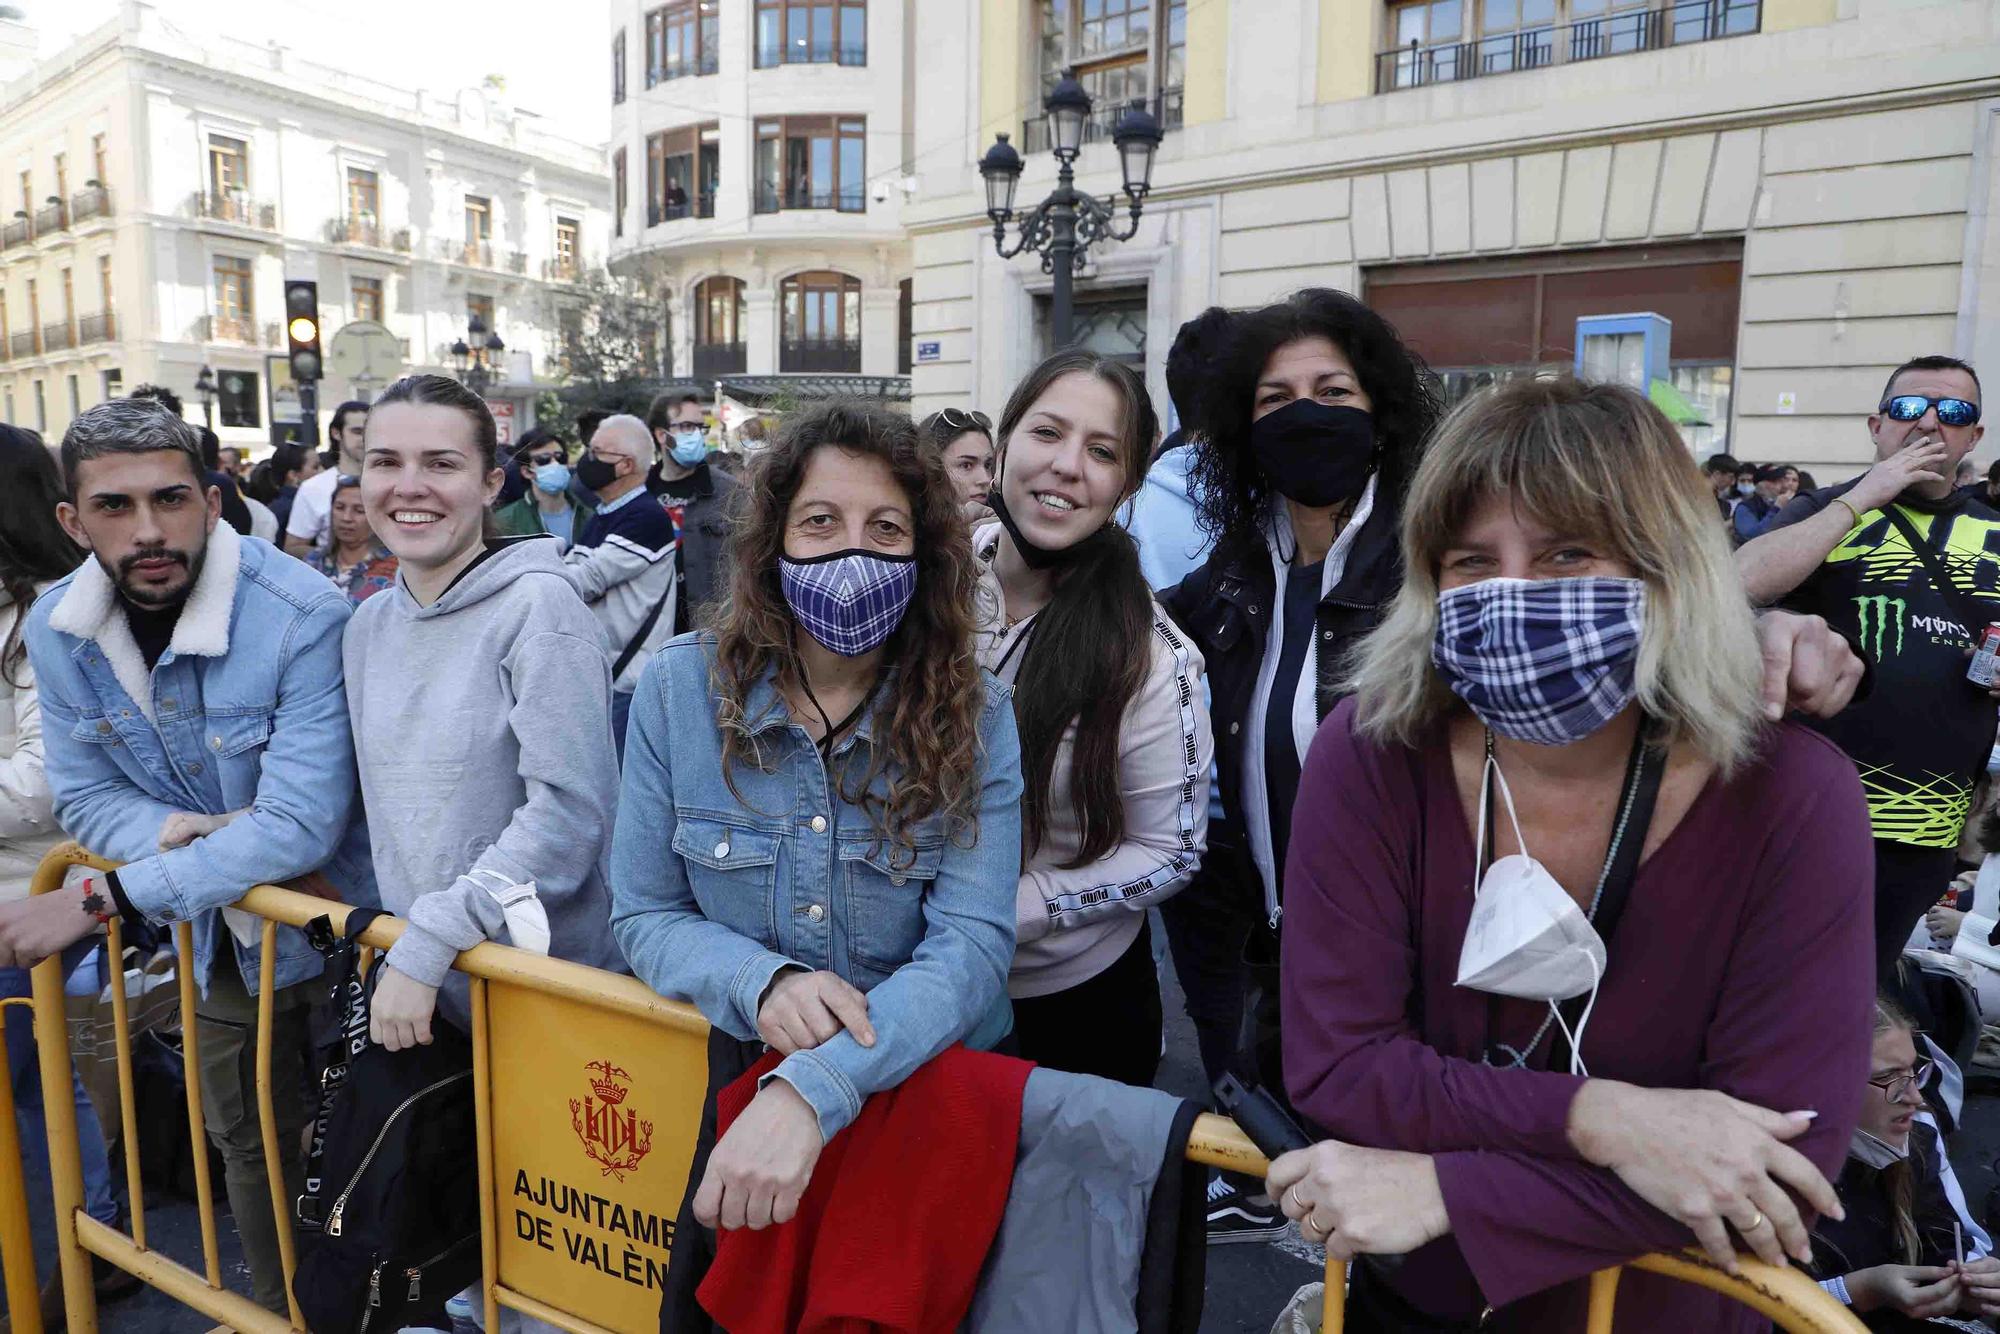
{"left": 1250, "top": 400, "right": 1376, "bottom": 508}
{"left": 575, "top": 454, "right": 620, "bottom": 493}
{"left": 985, "top": 485, "right": 1084, "bottom": 571}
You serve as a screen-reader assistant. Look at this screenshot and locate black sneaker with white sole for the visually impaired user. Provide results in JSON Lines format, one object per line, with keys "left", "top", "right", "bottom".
{"left": 1205, "top": 1173, "right": 1291, "bottom": 1245}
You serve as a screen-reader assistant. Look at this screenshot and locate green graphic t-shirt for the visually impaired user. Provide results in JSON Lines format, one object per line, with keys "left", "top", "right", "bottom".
{"left": 1775, "top": 481, "right": 2000, "bottom": 848}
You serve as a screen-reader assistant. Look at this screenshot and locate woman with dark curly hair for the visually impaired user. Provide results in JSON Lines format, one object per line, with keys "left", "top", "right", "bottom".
{"left": 609, "top": 400, "right": 1024, "bottom": 1330}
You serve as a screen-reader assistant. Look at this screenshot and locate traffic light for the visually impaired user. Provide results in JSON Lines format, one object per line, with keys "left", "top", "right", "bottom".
{"left": 285, "top": 280, "right": 322, "bottom": 382}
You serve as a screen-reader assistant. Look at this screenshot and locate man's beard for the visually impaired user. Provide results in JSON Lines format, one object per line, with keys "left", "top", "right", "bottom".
{"left": 109, "top": 540, "right": 206, "bottom": 610}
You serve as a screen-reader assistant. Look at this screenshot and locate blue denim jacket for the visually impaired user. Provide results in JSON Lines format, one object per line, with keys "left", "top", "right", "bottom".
{"left": 25, "top": 525, "right": 377, "bottom": 996}
{"left": 610, "top": 633, "right": 1022, "bottom": 1141}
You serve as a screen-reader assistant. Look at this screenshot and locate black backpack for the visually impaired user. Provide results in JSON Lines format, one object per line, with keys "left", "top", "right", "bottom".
{"left": 291, "top": 910, "right": 480, "bottom": 1333}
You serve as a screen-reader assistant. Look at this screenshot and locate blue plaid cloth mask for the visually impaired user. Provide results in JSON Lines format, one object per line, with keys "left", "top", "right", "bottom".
{"left": 1431, "top": 576, "right": 1647, "bottom": 746}
{"left": 780, "top": 548, "right": 919, "bottom": 657}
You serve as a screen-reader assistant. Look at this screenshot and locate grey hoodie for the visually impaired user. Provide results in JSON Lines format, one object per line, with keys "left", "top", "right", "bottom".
{"left": 343, "top": 536, "right": 625, "bottom": 1000}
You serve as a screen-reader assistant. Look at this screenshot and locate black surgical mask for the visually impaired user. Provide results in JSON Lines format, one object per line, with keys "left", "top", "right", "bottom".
{"left": 1250, "top": 400, "right": 1376, "bottom": 508}
{"left": 575, "top": 454, "right": 620, "bottom": 493}
{"left": 986, "top": 485, "right": 1083, "bottom": 571}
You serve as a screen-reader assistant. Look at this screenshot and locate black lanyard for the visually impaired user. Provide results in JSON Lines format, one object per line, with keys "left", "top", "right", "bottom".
{"left": 1478, "top": 721, "right": 1665, "bottom": 1072}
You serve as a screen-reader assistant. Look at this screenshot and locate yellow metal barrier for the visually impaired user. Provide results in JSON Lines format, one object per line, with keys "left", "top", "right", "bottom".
{"left": 6, "top": 843, "right": 1866, "bottom": 1333}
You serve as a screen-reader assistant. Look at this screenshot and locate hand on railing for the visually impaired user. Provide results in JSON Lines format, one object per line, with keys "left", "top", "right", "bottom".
{"left": 1566, "top": 1081, "right": 1837, "bottom": 1272}
{"left": 1267, "top": 1140, "right": 1450, "bottom": 1259}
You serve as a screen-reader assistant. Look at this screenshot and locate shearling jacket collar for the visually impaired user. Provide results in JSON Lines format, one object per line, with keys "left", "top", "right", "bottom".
{"left": 46, "top": 521, "right": 241, "bottom": 722}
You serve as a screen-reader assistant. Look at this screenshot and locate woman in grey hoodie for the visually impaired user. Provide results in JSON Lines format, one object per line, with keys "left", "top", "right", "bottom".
{"left": 343, "top": 374, "right": 624, "bottom": 1050}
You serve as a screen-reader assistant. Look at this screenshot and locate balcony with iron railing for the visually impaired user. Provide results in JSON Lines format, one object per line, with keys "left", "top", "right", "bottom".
{"left": 1376, "top": 0, "right": 1760, "bottom": 92}
{"left": 756, "top": 41, "right": 866, "bottom": 67}
{"left": 33, "top": 201, "right": 66, "bottom": 236}
{"left": 200, "top": 314, "right": 264, "bottom": 345}
{"left": 504, "top": 250, "right": 527, "bottom": 275}
{"left": 77, "top": 311, "right": 115, "bottom": 344}
{"left": 648, "top": 190, "right": 718, "bottom": 227}
{"left": 327, "top": 215, "right": 386, "bottom": 247}
{"left": 70, "top": 185, "right": 112, "bottom": 226}
{"left": 753, "top": 184, "right": 865, "bottom": 216}
{"left": 190, "top": 191, "right": 278, "bottom": 231}
{"left": 41, "top": 320, "right": 73, "bottom": 352}
{"left": 9, "top": 331, "right": 36, "bottom": 359}
{"left": 692, "top": 341, "right": 747, "bottom": 377}
{"left": 1, "top": 217, "right": 27, "bottom": 250}
{"left": 543, "top": 257, "right": 580, "bottom": 281}
{"left": 650, "top": 50, "right": 720, "bottom": 82}
{"left": 1023, "top": 86, "right": 1184, "bottom": 154}
{"left": 442, "top": 239, "right": 495, "bottom": 268}
{"left": 779, "top": 337, "right": 862, "bottom": 373}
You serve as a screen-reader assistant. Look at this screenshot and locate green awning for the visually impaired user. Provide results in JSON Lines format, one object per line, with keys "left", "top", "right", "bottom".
{"left": 1649, "top": 377, "right": 1710, "bottom": 426}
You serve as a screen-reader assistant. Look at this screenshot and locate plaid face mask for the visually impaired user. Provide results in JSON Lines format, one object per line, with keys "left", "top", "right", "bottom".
{"left": 1431, "top": 576, "right": 1646, "bottom": 746}
{"left": 780, "top": 549, "right": 918, "bottom": 657}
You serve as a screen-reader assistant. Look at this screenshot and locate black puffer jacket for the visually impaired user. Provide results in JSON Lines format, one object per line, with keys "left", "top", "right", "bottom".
{"left": 1159, "top": 501, "right": 1402, "bottom": 918}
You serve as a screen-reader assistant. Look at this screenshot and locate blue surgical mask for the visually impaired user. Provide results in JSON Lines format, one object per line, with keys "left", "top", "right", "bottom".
{"left": 670, "top": 428, "right": 708, "bottom": 467}
{"left": 533, "top": 461, "right": 571, "bottom": 495}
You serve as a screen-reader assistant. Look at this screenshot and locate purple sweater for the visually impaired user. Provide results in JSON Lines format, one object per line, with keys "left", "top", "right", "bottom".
{"left": 1281, "top": 700, "right": 1874, "bottom": 1330}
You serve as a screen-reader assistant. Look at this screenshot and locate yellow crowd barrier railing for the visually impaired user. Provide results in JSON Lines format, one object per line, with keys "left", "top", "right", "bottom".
{"left": 7, "top": 844, "right": 1864, "bottom": 1333}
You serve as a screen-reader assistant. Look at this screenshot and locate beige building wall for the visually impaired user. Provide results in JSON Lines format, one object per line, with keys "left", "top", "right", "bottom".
{"left": 915, "top": 0, "right": 2000, "bottom": 479}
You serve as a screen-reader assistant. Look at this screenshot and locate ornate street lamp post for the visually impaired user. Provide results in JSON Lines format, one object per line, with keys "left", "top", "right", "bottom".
{"left": 977, "top": 72, "right": 1163, "bottom": 350}
{"left": 451, "top": 315, "right": 507, "bottom": 395}
{"left": 193, "top": 364, "right": 216, "bottom": 429}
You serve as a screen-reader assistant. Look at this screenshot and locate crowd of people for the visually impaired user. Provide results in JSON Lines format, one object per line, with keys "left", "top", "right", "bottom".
{"left": 0, "top": 281, "right": 1991, "bottom": 1332}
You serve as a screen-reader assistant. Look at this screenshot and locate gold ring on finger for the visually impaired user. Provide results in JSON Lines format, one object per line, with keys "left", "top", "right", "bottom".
{"left": 1742, "top": 1211, "right": 1764, "bottom": 1233}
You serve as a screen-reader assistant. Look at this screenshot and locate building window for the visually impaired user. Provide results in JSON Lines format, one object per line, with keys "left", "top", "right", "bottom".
{"left": 896, "top": 277, "right": 912, "bottom": 375}
{"left": 613, "top": 148, "right": 628, "bottom": 238}
{"left": 649, "top": 1, "right": 719, "bottom": 83}
{"left": 25, "top": 277, "right": 38, "bottom": 354}
{"left": 755, "top": 0, "right": 866, "bottom": 67}
{"left": 754, "top": 117, "right": 865, "bottom": 214}
{"left": 97, "top": 254, "right": 112, "bottom": 314}
{"left": 66, "top": 373, "right": 79, "bottom": 419}
{"left": 1379, "top": 0, "right": 1760, "bottom": 91}
{"left": 91, "top": 133, "right": 107, "bottom": 186}
{"left": 59, "top": 267, "right": 73, "bottom": 340}
{"left": 4, "top": 389, "right": 13, "bottom": 423}
{"left": 347, "top": 168, "right": 379, "bottom": 224}
{"left": 467, "top": 293, "right": 496, "bottom": 333}
{"left": 212, "top": 255, "right": 253, "bottom": 342}
{"left": 693, "top": 276, "right": 747, "bottom": 376}
{"left": 647, "top": 124, "right": 720, "bottom": 224}
{"left": 208, "top": 135, "right": 247, "bottom": 198}
{"left": 554, "top": 217, "right": 580, "bottom": 279}
{"left": 463, "top": 195, "right": 492, "bottom": 265}
{"left": 779, "top": 270, "right": 861, "bottom": 372}
{"left": 1029, "top": 0, "right": 1184, "bottom": 151}
{"left": 217, "top": 368, "right": 259, "bottom": 428}
{"left": 32, "top": 381, "right": 44, "bottom": 433}
{"left": 52, "top": 153, "right": 67, "bottom": 216}
{"left": 100, "top": 370, "right": 120, "bottom": 401}
{"left": 612, "top": 28, "right": 627, "bottom": 103}
{"left": 351, "top": 276, "right": 383, "bottom": 324}
{"left": 1035, "top": 286, "right": 1147, "bottom": 364}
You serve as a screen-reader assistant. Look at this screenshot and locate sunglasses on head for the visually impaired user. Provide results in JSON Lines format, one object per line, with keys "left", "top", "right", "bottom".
{"left": 1881, "top": 395, "right": 1982, "bottom": 427}
{"left": 937, "top": 407, "right": 991, "bottom": 434}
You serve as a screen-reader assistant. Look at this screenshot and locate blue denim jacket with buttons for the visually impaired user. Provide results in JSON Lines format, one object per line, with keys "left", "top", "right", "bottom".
{"left": 25, "top": 526, "right": 377, "bottom": 997}
{"left": 609, "top": 633, "right": 1023, "bottom": 1141}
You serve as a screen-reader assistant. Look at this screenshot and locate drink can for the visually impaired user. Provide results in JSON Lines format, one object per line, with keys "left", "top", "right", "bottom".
{"left": 1970, "top": 624, "right": 2000, "bottom": 688}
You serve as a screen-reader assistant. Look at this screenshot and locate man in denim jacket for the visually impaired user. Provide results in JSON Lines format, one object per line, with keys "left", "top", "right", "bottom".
{"left": 6, "top": 397, "right": 375, "bottom": 1314}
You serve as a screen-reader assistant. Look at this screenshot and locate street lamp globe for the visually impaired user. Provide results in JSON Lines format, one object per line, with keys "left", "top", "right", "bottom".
{"left": 484, "top": 331, "right": 506, "bottom": 355}
{"left": 449, "top": 338, "right": 471, "bottom": 370}
{"left": 1111, "top": 101, "right": 1164, "bottom": 201}
{"left": 1043, "top": 72, "right": 1093, "bottom": 160}
{"left": 193, "top": 364, "right": 216, "bottom": 402}
{"left": 978, "top": 133, "right": 1024, "bottom": 222}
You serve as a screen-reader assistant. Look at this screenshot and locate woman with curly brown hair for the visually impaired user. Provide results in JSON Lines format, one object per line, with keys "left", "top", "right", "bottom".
{"left": 608, "top": 400, "right": 1024, "bottom": 1330}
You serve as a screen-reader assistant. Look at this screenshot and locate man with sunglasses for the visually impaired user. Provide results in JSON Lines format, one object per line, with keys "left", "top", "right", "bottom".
{"left": 1738, "top": 355, "right": 1991, "bottom": 977}
{"left": 495, "top": 427, "right": 594, "bottom": 549}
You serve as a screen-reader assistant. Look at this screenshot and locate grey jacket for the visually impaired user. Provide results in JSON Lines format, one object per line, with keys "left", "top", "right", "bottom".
{"left": 966, "top": 1068, "right": 1191, "bottom": 1333}
{"left": 342, "top": 536, "right": 625, "bottom": 996}
{"left": 665, "top": 463, "right": 738, "bottom": 633}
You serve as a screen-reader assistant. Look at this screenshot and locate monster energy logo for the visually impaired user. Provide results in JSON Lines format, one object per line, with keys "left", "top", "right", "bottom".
{"left": 1855, "top": 594, "right": 1907, "bottom": 659}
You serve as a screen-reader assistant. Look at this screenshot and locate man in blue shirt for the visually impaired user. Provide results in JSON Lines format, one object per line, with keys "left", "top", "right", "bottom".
{"left": 9, "top": 397, "right": 374, "bottom": 1314}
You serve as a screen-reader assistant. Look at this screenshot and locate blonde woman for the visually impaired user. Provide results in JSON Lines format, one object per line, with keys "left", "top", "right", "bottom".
{"left": 1267, "top": 378, "right": 1876, "bottom": 1332}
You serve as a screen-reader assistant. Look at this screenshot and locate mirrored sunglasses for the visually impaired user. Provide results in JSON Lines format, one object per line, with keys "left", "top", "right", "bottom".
{"left": 1881, "top": 395, "right": 1981, "bottom": 427}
